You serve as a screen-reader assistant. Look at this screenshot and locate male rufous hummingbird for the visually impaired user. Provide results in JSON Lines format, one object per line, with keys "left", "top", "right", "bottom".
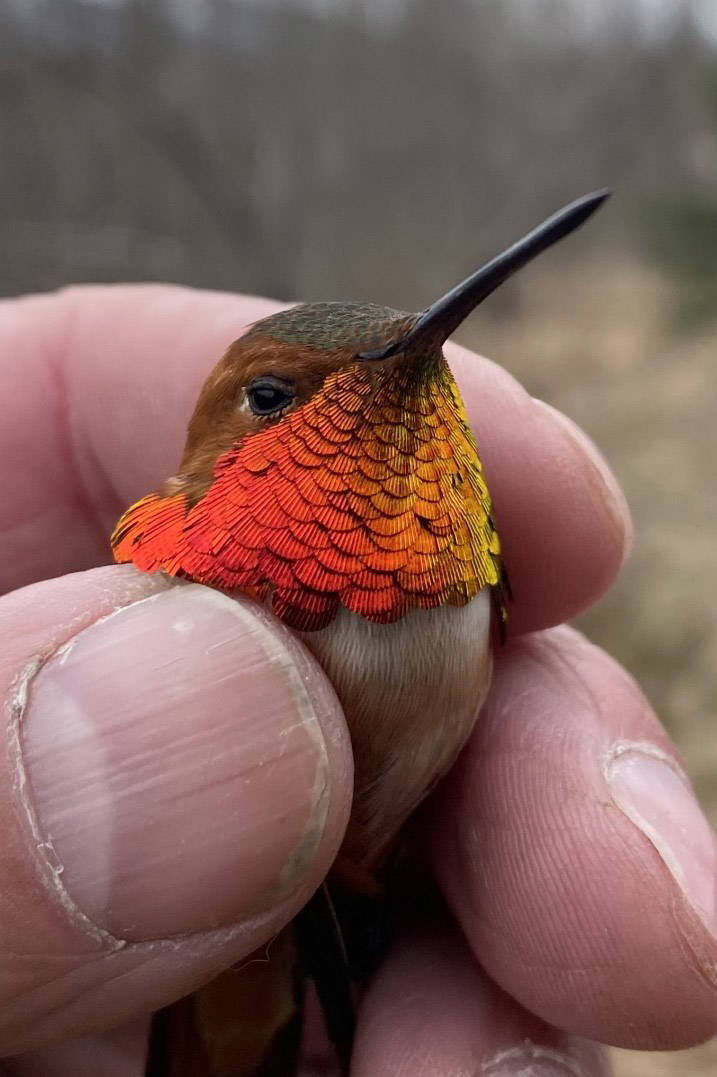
{"left": 111, "top": 191, "right": 608, "bottom": 1076}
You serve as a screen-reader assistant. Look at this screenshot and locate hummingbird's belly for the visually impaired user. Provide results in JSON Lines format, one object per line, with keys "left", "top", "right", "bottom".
{"left": 301, "top": 588, "right": 493, "bottom": 869}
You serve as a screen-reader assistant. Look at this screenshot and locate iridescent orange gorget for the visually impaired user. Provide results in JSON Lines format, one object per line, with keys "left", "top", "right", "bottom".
{"left": 112, "top": 339, "right": 501, "bottom": 631}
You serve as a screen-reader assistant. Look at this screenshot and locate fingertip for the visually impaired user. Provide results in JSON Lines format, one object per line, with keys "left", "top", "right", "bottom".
{"left": 531, "top": 398, "right": 634, "bottom": 565}
{"left": 19, "top": 577, "right": 351, "bottom": 941}
{"left": 447, "top": 343, "right": 631, "bottom": 633}
{"left": 353, "top": 921, "right": 611, "bottom": 1077}
{"left": 430, "top": 627, "right": 717, "bottom": 1049}
{"left": 0, "top": 567, "right": 352, "bottom": 1051}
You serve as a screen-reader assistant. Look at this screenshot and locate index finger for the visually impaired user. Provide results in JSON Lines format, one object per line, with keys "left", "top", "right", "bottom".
{"left": 0, "top": 284, "right": 630, "bottom": 632}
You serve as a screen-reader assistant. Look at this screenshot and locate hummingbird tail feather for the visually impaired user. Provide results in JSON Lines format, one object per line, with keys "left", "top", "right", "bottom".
{"left": 145, "top": 928, "right": 302, "bottom": 1077}
{"left": 293, "top": 883, "right": 355, "bottom": 1076}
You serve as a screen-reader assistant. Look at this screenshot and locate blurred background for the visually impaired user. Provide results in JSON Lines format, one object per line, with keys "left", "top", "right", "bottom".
{"left": 1, "top": 0, "right": 715, "bottom": 1072}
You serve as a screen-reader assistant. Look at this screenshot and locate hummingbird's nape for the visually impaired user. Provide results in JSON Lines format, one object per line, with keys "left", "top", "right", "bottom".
{"left": 358, "top": 189, "right": 610, "bottom": 361}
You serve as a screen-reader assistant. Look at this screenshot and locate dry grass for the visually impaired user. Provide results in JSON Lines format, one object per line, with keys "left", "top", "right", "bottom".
{"left": 461, "top": 259, "right": 717, "bottom": 1077}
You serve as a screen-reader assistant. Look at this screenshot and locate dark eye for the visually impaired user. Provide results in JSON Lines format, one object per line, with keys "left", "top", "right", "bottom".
{"left": 246, "top": 376, "right": 295, "bottom": 417}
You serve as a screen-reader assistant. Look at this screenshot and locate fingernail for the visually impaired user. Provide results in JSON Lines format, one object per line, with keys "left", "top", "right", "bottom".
{"left": 532, "top": 399, "right": 633, "bottom": 563}
{"left": 18, "top": 585, "right": 333, "bottom": 941}
{"left": 606, "top": 742, "right": 717, "bottom": 936}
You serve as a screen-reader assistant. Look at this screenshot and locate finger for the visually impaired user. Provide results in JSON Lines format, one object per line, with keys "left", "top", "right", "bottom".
{"left": 0, "top": 566, "right": 352, "bottom": 1055}
{"left": 0, "top": 287, "right": 279, "bottom": 596}
{"left": 0, "top": 287, "right": 630, "bottom": 631}
{"left": 2, "top": 1018, "right": 148, "bottom": 1077}
{"left": 430, "top": 627, "right": 717, "bottom": 1050}
{"left": 353, "top": 919, "right": 611, "bottom": 1076}
{"left": 448, "top": 344, "right": 632, "bottom": 633}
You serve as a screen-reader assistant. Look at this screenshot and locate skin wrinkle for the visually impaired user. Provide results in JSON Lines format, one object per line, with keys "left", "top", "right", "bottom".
{"left": 482, "top": 1039, "right": 587, "bottom": 1076}
{"left": 6, "top": 965, "right": 154, "bottom": 1058}
{"left": 351, "top": 922, "right": 611, "bottom": 1077}
{"left": 530, "top": 399, "right": 632, "bottom": 572}
{"left": 447, "top": 630, "right": 717, "bottom": 1048}
{"left": 604, "top": 740, "right": 717, "bottom": 993}
{"left": 6, "top": 970, "right": 115, "bottom": 1038}
{"left": 47, "top": 296, "right": 112, "bottom": 564}
{"left": 495, "top": 637, "right": 628, "bottom": 813}
{"left": 510, "top": 633, "right": 600, "bottom": 730}
{"left": 0, "top": 523, "right": 47, "bottom": 591}
{"left": 56, "top": 292, "right": 144, "bottom": 544}
{"left": 4, "top": 951, "right": 118, "bottom": 1023}
{"left": 10, "top": 569, "right": 171, "bottom": 665}
{"left": 480, "top": 649, "right": 587, "bottom": 808}
{"left": 461, "top": 636, "right": 680, "bottom": 986}
{"left": 672, "top": 892, "right": 717, "bottom": 992}
{"left": 0, "top": 844, "right": 341, "bottom": 1055}
{"left": 0, "top": 298, "right": 83, "bottom": 595}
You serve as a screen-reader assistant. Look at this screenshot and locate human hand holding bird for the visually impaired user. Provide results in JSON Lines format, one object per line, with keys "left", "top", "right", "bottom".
{"left": 0, "top": 275, "right": 714, "bottom": 1075}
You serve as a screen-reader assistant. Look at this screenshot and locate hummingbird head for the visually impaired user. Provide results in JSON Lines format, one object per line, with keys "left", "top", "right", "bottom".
{"left": 112, "top": 191, "right": 608, "bottom": 630}
{"left": 176, "top": 301, "right": 420, "bottom": 498}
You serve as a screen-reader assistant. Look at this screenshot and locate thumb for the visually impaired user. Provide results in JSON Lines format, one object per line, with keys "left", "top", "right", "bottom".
{"left": 0, "top": 566, "right": 352, "bottom": 1055}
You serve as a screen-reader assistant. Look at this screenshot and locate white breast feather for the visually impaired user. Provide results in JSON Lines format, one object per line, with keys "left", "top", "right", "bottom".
{"left": 302, "top": 589, "right": 493, "bottom": 867}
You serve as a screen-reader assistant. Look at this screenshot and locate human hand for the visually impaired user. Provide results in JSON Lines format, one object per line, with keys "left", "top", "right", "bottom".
{"left": 0, "top": 286, "right": 713, "bottom": 1075}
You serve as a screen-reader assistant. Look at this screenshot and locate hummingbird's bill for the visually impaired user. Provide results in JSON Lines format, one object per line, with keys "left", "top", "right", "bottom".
{"left": 358, "top": 189, "right": 610, "bottom": 360}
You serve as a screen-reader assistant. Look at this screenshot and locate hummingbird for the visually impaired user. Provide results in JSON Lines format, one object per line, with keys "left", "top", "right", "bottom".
{"left": 112, "top": 191, "right": 608, "bottom": 1076}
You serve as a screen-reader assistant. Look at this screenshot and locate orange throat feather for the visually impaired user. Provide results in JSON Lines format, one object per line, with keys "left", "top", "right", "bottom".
{"left": 112, "top": 355, "right": 503, "bottom": 632}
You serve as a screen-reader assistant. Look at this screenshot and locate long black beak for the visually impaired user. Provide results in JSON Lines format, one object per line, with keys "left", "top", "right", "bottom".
{"left": 358, "top": 189, "right": 610, "bottom": 361}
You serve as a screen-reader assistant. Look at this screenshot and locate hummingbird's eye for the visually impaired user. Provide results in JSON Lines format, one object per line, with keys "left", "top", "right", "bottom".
{"left": 246, "top": 376, "right": 296, "bottom": 417}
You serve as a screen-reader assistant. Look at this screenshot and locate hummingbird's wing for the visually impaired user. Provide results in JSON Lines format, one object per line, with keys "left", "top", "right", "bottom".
{"left": 143, "top": 885, "right": 358, "bottom": 1077}
{"left": 145, "top": 928, "right": 302, "bottom": 1077}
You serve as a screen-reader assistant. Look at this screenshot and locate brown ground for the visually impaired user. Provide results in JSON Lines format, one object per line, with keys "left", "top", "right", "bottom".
{"left": 462, "top": 259, "right": 717, "bottom": 1077}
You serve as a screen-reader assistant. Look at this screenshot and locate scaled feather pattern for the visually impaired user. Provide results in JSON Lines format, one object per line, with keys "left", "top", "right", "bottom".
{"left": 112, "top": 358, "right": 502, "bottom": 631}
